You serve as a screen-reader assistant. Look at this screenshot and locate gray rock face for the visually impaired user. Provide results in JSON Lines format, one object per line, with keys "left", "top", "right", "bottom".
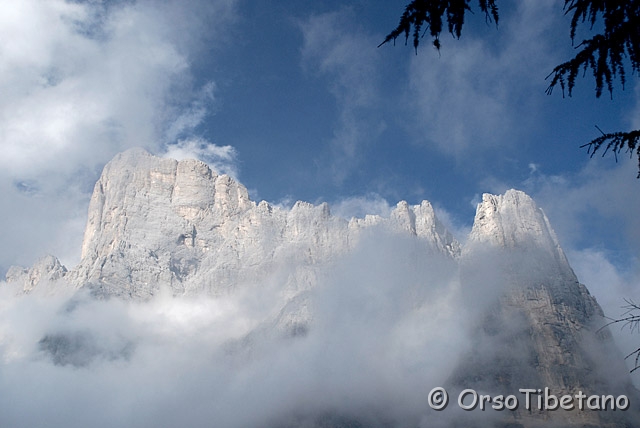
{"left": 456, "top": 190, "right": 638, "bottom": 427}
{"left": 4, "top": 149, "right": 638, "bottom": 427}
{"left": 5, "top": 254, "right": 67, "bottom": 293}
{"left": 11, "top": 148, "right": 457, "bottom": 299}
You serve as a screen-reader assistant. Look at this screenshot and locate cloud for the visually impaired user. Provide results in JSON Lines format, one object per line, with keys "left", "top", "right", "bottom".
{"left": 0, "top": 232, "right": 472, "bottom": 428}
{"left": 1, "top": 0, "right": 188, "bottom": 174}
{"left": 566, "top": 247, "right": 640, "bottom": 378}
{"left": 163, "top": 137, "right": 239, "bottom": 179}
{"left": 299, "top": 9, "right": 384, "bottom": 184}
{"left": 330, "top": 193, "right": 391, "bottom": 219}
{"left": 405, "top": 0, "right": 564, "bottom": 159}
{"left": 481, "top": 158, "right": 640, "bottom": 381}
{"left": 0, "top": 0, "right": 237, "bottom": 274}
{"left": 0, "top": 2, "right": 637, "bottom": 424}
{"left": 1, "top": 195, "right": 636, "bottom": 427}
{"left": 0, "top": 177, "right": 89, "bottom": 279}
{"left": 475, "top": 155, "right": 640, "bottom": 267}
{"left": 2, "top": 225, "right": 634, "bottom": 427}
{"left": 458, "top": 154, "right": 640, "bottom": 383}
{"left": 329, "top": 195, "right": 470, "bottom": 246}
{"left": 433, "top": 205, "right": 472, "bottom": 245}
{"left": 164, "top": 82, "right": 217, "bottom": 144}
{"left": 524, "top": 160, "right": 640, "bottom": 253}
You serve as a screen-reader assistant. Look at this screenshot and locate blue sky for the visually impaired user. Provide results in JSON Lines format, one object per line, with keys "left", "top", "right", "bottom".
{"left": 0, "top": 0, "right": 639, "bottom": 325}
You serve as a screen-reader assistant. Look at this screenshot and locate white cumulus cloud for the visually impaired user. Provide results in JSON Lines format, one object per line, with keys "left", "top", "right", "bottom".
{"left": 0, "top": 0, "right": 238, "bottom": 274}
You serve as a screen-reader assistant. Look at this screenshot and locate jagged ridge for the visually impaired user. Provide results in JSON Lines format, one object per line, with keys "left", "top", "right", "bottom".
{"left": 4, "top": 148, "right": 638, "bottom": 427}
{"left": 9, "top": 148, "right": 460, "bottom": 298}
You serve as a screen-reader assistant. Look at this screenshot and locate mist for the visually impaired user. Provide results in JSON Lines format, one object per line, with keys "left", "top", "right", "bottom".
{"left": 0, "top": 231, "right": 490, "bottom": 428}
{"left": 1, "top": 226, "right": 634, "bottom": 428}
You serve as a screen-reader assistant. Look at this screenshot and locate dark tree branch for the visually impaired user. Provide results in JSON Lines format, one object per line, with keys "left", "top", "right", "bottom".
{"left": 581, "top": 128, "right": 640, "bottom": 177}
{"left": 599, "top": 299, "right": 640, "bottom": 373}
{"left": 546, "top": 1, "right": 640, "bottom": 98}
{"left": 546, "top": 2, "right": 640, "bottom": 175}
{"left": 381, "top": 0, "right": 640, "bottom": 175}
{"left": 546, "top": 20, "right": 640, "bottom": 98}
{"left": 378, "top": 0, "right": 498, "bottom": 52}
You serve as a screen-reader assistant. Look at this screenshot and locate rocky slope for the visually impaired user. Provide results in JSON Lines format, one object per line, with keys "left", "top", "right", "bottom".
{"left": 4, "top": 149, "right": 638, "bottom": 427}
{"left": 454, "top": 190, "right": 637, "bottom": 427}
{"left": 10, "top": 148, "right": 460, "bottom": 299}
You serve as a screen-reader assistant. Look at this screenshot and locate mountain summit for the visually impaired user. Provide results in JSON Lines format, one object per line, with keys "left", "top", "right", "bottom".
{"left": 4, "top": 149, "right": 639, "bottom": 427}
{"left": 15, "top": 148, "right": 459, "bottom": 298}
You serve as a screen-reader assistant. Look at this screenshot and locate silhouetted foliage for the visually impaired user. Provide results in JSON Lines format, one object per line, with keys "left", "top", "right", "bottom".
{"left": 545, "top": 0, "right": 640, "bottom": 98}
{"left": 584, "top": 127, "right": 640, "bottom": 178}
{"left": 601, "top": 299, "right": 640, "bottom": 373}
{"left": 378, "top": 0, "right": 498, "bottom": 52}
{"left": 381, "top": 0, "right": 640, "bottom": 177}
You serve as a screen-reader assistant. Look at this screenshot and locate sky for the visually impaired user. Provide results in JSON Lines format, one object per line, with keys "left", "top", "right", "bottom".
{"left": 1, "top": 0, "right": 640, "bottom": 353}
{"left": 1, "top": 1, "right": 640, "bottom": 425}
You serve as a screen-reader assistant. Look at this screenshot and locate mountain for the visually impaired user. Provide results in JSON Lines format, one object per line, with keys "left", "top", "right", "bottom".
{"left": 4, "top": 149, "right": 638, "bottom": 428}
{"left": 9, "top": 148, "right": 459, "bottom": 299}
{"left": 454, "top": 190, "right": 637, "bottom": 427}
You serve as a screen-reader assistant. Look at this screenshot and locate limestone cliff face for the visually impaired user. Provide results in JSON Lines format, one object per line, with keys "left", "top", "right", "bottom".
{"left": 5, "top": 254, "right": 67, "bottom": 293}
{"left": 457, "top": 190, "right": 637, "bottom": 428}
{"left": 4, "top": 150, "right": 638, "bottom": 427}
{"left": 48, "top": 148, "right": 458, "bottom": 299}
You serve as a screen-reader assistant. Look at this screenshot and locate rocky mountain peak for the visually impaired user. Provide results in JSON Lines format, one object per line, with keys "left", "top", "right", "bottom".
{"left": 5, "top": 254, "right": 67, "bottom": 293}
{"left": 41, "top": 149, "right": 460, "bottom": 298}
{"left": 469, "top": 190, "right": 555, "bottom": 246}
{"left": 4, "top": 150, "right": 637, "bottom": 427}
{"left": 466, "top": 189, "right": 572, "bottom": 273}
{"left": 389, "top": 200, "right": 460, "bottom": 257}
{"left": 81, "top": 149, "right": 252, "bottom": 261}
